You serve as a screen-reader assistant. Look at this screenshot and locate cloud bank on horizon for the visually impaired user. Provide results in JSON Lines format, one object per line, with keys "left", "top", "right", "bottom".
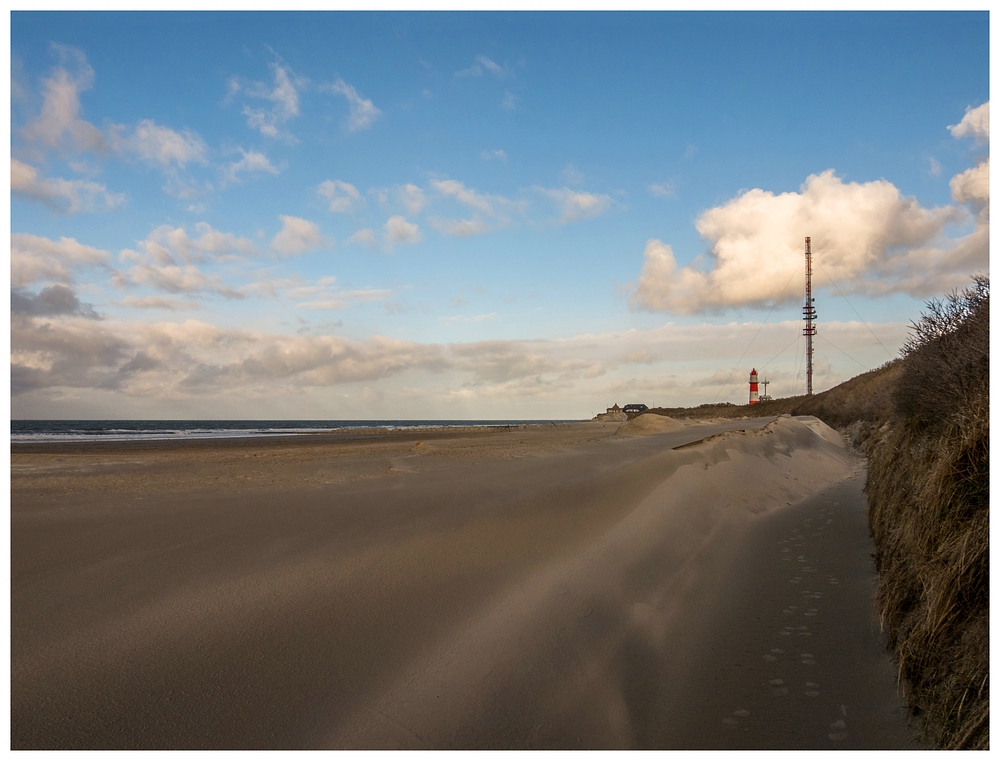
{"left": 10, "top": 14, "right": 989, "bottom": 418}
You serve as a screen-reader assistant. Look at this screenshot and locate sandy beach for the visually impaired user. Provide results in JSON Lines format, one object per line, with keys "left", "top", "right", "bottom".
{"left": 11, "top": 416, "right": 920, "bottom": 749}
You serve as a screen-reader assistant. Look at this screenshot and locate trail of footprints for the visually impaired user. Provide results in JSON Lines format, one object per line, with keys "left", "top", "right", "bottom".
{"left": 722, "top": 499, "right": 850, "bottom": 744}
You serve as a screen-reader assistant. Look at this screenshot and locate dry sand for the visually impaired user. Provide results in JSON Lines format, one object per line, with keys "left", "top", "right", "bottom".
{"left": 10, "top": 416, "right": 920, "bottom": 749}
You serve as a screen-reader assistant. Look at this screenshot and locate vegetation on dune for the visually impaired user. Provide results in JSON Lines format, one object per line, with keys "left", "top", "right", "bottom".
{"left": 864, "top": 275, "right": 989, "bottom": 750}
{"left": 645, "top": 275, "right": 989, "bottom": 749}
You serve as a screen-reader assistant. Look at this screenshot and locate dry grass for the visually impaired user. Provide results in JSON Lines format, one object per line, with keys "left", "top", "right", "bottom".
{"left": 863, "top": 281, "right": 989, "bottom": 750}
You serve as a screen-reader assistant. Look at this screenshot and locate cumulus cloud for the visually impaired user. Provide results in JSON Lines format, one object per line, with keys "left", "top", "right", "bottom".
{"left": 11, "top": 158, "right": 124, "bottom": 214}
{"left": 384, "top": 216, "right": 422, "bottom": 247}
{"left": 950, "top": 158, "right": 989, "bottom": 209}
{"left": 121, "top": 261, "right": 243, "bottom": 299}
{"left": 541, "top": 187, "right": 614, "bottom": 223}
{"left": 222, "top": 148, "right": 281, "bottom": 185}
{"left": 112, "top": 224, "right": 256, "bottom": 299}
{"left": 432, "top": 179, "right": 494, "bottom": 212}
{"left": 20, "top": 44, "right": 106, "bottom": 155}
{"left": 109, "top": 119, "right": 208, "bottom": 168}
{"left": 318, "top": 179, "right": 364, "bottom": 214}
{"left": 398, "top": 184, "right": 427, "bottom": 216}
{"left": 271, "top": 215, "right": 325, "bottom": 257}
{"left": 949, "top": 101, "right": 989, "bottom": 144}
{"left": 11, "top": 284, "right": 99, "bottom": 319}
{"left": 631, "top": 169, "right": 977, "bottom": 314}
{"left": 122, "top": 223, "right": 255, "bottom": 267}
{"left": 11, "top": 232, "right": 113, "bottom": 287}
{"left": 430, "top": 218, "right": 492, "bottom": 237}
{"left": 346, "top": 228, "right": 378, "bottom": 249}
{"left": 235, "top": 60, "right": 303, "bottom": 142}
{"left": 325, "top": 77, "right": 381, "bottom": 131}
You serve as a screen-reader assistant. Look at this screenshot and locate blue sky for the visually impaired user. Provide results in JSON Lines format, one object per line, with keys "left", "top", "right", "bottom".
{"left": 10, "top": 11, "right": 989, "bottom": 419}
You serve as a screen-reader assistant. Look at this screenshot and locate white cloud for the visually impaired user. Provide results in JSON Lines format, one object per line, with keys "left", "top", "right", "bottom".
{"left": 649, "top": 182, "right": 677, "bottom": 199}
{"left": 318, "top": 179, "right": 364, "bottom": 214}
{"left": 326, "top": 77, "right": 382, "bottom": 131}
{"left": 112, "top": 224, "right": 255, "bottom": 299}
{"left": 501, "top": 91, "right": 517, "bottom": 111}
{"left": 384, "top": 216, "right": 422, "bottom": 247}
{"left": 428, "top": 179, "right": 526, "bottom": 236}
{"left": 481, "top": 149, "right": 507, "bottom": 163}
{"left": 11, "top": 232, "right": 112, "bottom": 287}
{"left": 398, "top": 184, "right": 427, "bottom": 216}
{"left": 11, "top": 158, "right": 124, "bottom": 214}
{"left": 949, "top": 101, "right": 989, "bottom": 144}
{"left": 271, "top": 215, "right": 325, "bottom": 257}
{"left": 431, "top": 179, "right": 495, "bottom": 212}
{"left": 950, "top": 158, "right": 989, "bottom": 208}
{"left": 190, "top": 222, "right": 257, "bottom": 260}
{"left": 630, "top": 169, "right": 973, "bottom": 314}
{"left": 125, "top": 223, "right": 255, "bottom": 266}
{"left": 455, "top": 55, "right": 507, "bottom": 80}
{"left": 346, "top": 228, "right": 378, "bottom": 249}
{"left": 541, "top": 187, "right": 614, "bottom": 223}
{"left": 223, "top": 148, "right": 281, "bottom": 185}
{"left": 122, "top": 261, "right": 242, "bottom": 299}
{"left": 20, "top": 44, "right": 106, "bottom": 155}
{"left": 928, "top": 157, "right": 942, "bottom": 178}
{"left": 109, "top": 119, "right": 207, "bottom": 168}
{"left": 430, "top": 218, "right": 492, "bottom": 237}
{"left": 236, "top": 60, "right": 303, "bottom": 142}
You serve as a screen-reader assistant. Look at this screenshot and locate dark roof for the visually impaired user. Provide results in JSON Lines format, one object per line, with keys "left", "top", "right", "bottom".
{"left": 622, "top": 403, "right": 648, "bottom": 412}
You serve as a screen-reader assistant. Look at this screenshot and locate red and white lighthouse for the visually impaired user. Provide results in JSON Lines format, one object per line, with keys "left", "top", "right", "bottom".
{"left": 749, "top": 368, "right": 760, "bottom": 405}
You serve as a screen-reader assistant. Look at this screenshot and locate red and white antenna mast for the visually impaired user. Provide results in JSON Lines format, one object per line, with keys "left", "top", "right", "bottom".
{"left": 802, "top": 237, "right": 817, "bottom": 395}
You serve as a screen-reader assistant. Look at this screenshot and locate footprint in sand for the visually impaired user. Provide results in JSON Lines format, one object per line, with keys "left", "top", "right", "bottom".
{"left": 722, "top": 708, "right": 750, "bottom": 726}
{"left": 763, "top": 647, "right": 784, "bottom": 661}
{"left": 828, "top": 720, "right": 847, "bottom": 741}
{"left": 805, "top": 608, "right": 818, "bottom": 617}
{"left": 804, "top": 681, "right": 820, "bottom": 697}
{"left": 769, "top": 678, "right": 789, "bottom": 696}
{"left": 828, "top": 577, "right": 840, "bottom": 586}
{"left": 800, "top": 653, "right": 816, "bottom": 665}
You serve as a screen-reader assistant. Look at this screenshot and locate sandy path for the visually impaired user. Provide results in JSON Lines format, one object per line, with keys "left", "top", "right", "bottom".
{"left": 10, "top": 417, "right": 917, "bottom": 749}
{"left": 654, "top": 472, "right": 921, "bottom": 749}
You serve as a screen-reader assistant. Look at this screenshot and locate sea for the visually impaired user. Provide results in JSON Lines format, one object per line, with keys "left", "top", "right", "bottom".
{"left": 10, "top": 419, "right": 578, "bottom": 444}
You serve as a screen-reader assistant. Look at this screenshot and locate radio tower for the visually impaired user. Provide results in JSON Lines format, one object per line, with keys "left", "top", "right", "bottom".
{"left": 802, "top": 237, "right": 817, "bottom": 395}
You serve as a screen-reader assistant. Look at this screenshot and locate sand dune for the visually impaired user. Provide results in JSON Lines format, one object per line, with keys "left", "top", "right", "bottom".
{"left": 10, "top": 416, "right": 916, "bottom": 749}
{"left": 614, "top": 413, "right": 684, "bottom": 435}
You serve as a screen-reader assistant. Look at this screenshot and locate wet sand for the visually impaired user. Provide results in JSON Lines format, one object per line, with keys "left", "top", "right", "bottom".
{"left": 11, "top": 416, "right": 920, "bottom": 749}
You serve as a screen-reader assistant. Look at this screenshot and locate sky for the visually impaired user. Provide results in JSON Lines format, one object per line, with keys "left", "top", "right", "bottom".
{"left": 9, "top": 11, "right": 990, "bottom": 420}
